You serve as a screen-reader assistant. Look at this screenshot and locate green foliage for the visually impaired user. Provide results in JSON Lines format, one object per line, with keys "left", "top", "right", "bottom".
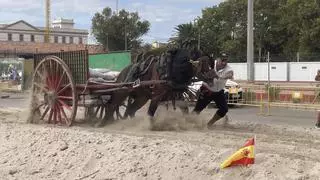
{"left": 91, "top": 7, "right": 150, "bottom": 51}
{"left": 169, "top": 23, "right": 199, "bottom": 49}
{"left": 172, "top": 0, "right": 320, "bottom": 61}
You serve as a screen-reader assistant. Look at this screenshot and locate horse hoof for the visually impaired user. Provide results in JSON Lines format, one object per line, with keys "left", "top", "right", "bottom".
{"left": 148, "top": 116, "right": 156, "bottom": 128}
{"left": 94, "top": 121, "right": 105, "bottom": 128}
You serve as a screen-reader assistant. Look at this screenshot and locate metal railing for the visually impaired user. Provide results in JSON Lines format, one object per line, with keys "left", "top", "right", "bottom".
{"left": 226, "top": 83, "right": 320, "bottom": 115}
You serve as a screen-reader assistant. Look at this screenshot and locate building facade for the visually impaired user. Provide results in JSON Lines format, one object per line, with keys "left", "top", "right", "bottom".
{"left": 151, "top": 41, "right": 167, "bottom": 49}
{"left": 0, "top": 18, "right": 88, "bottom": 44}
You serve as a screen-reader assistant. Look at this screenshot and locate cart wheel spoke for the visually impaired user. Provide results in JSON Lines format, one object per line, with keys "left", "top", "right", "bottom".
{"left": 36, "top": 70, "right": 46, "bottom": 84}
{"left": 85, "top": 99, "right": 109, "bottom": 123}
{"left": 40, "top": 106, "right": 50, "bottom": 120}
{"left": 58, "top": 99, "right": 72, "bottom": 111}
{"left": 57, "top": 105, "right": 62, "bottom": 123}
{"left": 48, "top": 108, "right": 53, "bottom": 123}
{"left": 34, "top": 82, "right": 49, "bottom": 93}
{"left": 52, "top": 60, "right": 60, "bottom": 89}
{"left": 53, "top": 105, "right": 57, "bottom": 124}
{"left": 56, "top": 71, "right": 66, "bottom": 89}
{"left": 58, "top": 96, "right": 73, "bottom": 100}
{"left": 43, "top": 64, "right": 53, "bottom": 90}
{"left": 35, "top": 102, "right": 46, "bottom": 110}
{"left": 57, "top": 83, "right": 71, "bottom": 95}
{"left": 60, "top": 107, "right": 71, "bottom": 126}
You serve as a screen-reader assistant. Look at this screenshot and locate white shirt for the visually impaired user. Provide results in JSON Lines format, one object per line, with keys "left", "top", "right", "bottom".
{"left": 203, "top": 60, "right": 233, "bottom": 92}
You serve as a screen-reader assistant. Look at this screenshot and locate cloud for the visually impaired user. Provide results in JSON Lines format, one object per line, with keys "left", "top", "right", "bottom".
{"left": 0, "top": 0, "right": 41, "bottom": 9}
{"left": 0, "top": 0, "right": 224, "bottom": 43}
{"left": 123, "top": 0, "right": 221, "bottom": 42}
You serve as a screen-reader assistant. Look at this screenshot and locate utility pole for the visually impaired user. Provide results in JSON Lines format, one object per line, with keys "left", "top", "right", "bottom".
{"left": 198, "top": 30, "right": 200, "bottom": 50}
{"left": 106, "top": 33, "right": 109, "bottom": 50}
{"left": 116, "top": 0, "right": 119, "bottom": 15}
{"left": 44, "top": 0, "right": 50, "bottom": 43}
{"left": 125, "top": 25, "right": 127, "bottom": 51}
{"left": 247, "top": 0, "right": 254, "bottom": 81}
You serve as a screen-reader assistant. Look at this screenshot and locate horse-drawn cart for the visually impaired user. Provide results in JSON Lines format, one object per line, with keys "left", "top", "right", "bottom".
{"left": 28, "top": 50, "right": 166, "bottom": 126}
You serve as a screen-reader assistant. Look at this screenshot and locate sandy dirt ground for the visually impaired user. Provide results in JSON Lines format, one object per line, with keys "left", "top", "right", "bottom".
{"left": 0, "top": 96, "right": 320, "bottom": 180}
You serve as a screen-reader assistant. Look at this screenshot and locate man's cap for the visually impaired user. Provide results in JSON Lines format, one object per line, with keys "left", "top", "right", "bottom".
{"left": 221, "top": 53, "right": 228, "bottom": 61}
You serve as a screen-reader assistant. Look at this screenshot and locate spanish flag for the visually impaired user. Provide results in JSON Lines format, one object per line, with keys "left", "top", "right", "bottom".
{"left": 220, "top": 137, "right": 255, "bottom": 169}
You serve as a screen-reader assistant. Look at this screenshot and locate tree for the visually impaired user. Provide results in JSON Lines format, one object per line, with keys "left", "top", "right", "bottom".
{"left": 196, "top": 2, "right": 248, "bottom": 61}
{"left": 170, "top": 23, "right": 198, "bottom": 49}
{"left": 91, "top": 7, "right": 150, "bottom": 51}
{"left": 170, "top": 0, "right": 320, "bottom": 62}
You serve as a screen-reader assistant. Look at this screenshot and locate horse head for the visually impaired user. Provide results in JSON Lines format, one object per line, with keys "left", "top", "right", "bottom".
{"left": 190, "top": 55, "right": 212, "bottom": 79}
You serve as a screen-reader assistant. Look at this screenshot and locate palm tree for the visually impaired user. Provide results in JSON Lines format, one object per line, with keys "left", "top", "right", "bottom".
{"left": 170, "top": 23, "right": 198, "bottom": 49}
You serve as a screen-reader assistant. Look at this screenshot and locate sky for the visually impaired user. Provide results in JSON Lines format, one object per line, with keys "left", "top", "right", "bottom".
{"left": 0, "top": 0, "right": 224, "bottom": 44}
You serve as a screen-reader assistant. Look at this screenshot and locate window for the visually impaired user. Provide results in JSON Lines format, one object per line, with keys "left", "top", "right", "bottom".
{"left": 19, "top": 34, "right": 24, "bottom": 41}
{"left": 54, "top": 36, "right": 58, "bottom": 43}
{"left": 31, "top": 35, "right": 35, "bottom": 42}
{"left": 8, "top": 33, "right": 12, "bottom": 41}
{"left": 69, "top": 37, "right": 73, "bottom": 44}
{"left": 79, "top": 37, "right": 82, "bottom": 44}
{"left": 62, "top": 36, "right": 66, "bottom": 43}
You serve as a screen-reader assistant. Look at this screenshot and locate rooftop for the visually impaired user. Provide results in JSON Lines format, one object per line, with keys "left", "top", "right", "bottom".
{"left": 52, "top": 18, "right": 74, "bottom": 24}
{"left": 0, "top": 20, "right": 88, "bottom": 34}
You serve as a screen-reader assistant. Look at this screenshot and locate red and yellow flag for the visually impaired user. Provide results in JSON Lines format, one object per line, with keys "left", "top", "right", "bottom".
{"left": 220, "top": 138, "right": 255, "bottom": 169}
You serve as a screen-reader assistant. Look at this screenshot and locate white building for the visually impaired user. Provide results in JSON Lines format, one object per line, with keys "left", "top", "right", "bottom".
{"left": 0, "top": 18, "right": 88, "bottom": 44}
{"left": 229, "top": 62, "right": 320, "bottom": 82}
{"left": 152, "top": 41, "right": 167, "bottom": 49}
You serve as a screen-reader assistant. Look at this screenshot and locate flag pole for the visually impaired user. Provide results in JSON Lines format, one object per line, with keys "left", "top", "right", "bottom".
{"left": 254, "top": 135, "right": 257, "bottom": 156}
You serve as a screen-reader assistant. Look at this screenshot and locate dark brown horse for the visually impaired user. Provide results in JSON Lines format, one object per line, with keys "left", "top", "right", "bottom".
{"left": 144, "top": 50, "right": 212, "bottom": 124}
{"left": 92, "top": 53, "right": 157, "bottom": 126}
{"left": 97, "top": 49, "right": 210, "bottom": 127}
{"left": 120, "top": 51, "right": 209, "bottom": 117}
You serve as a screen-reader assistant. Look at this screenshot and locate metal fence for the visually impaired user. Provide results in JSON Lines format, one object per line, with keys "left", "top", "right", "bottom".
{"left": 226, "top": 83, "right": 320, "bottom": 115}
{"left": 33, "top": 50, "right": 89, "bottom": 85}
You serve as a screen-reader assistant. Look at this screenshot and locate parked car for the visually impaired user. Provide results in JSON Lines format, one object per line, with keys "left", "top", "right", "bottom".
{"left": 184, "top": 79, "right": 243, "bottom": 104}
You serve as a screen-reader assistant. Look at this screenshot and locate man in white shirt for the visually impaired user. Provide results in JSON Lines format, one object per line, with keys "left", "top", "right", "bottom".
{"left": 193, "top": 53, "right": 234, "bottom": 128}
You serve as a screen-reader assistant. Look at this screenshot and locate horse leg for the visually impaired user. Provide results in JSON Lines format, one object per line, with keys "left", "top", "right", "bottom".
{"left": 177, "top": 100, "right": 189, "bottom": 114}
{"left": 147, "top": 90, "right": 167, "bottom": 125}
{"left": 94, "top": 104, "right": 115, "bottom": 127}
{"left": 115, "top": 98, "right": 131, "bottom": 120}
{"left": 147, "top": 99, "right": 160, "bottom": 126}
{"left": 125, "top": 95, "right": 149, "bottom": 118}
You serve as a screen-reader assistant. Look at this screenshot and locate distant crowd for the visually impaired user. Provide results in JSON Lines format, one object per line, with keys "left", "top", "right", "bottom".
{"left": 0, "top": 64, "right": 21, "bottom": 82}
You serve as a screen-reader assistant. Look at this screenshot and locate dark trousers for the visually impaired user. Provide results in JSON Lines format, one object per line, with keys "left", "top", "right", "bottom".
{"left": 193, "top": 88, "right": 228, "bottom": 117}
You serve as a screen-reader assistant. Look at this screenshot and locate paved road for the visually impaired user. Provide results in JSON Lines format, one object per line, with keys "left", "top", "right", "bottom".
{"left": 226, "top": 106, "right": 316, "bottom": 128}
{"left": 0, "top": 92, "right": 317, "bottom": 128}
{"left": 0, "top": 92, "right": 29, "bottom": 108}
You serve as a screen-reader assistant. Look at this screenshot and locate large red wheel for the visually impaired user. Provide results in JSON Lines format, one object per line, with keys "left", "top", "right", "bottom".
{"left": 28, "top": 56, "right": 77, "bottom": 126}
